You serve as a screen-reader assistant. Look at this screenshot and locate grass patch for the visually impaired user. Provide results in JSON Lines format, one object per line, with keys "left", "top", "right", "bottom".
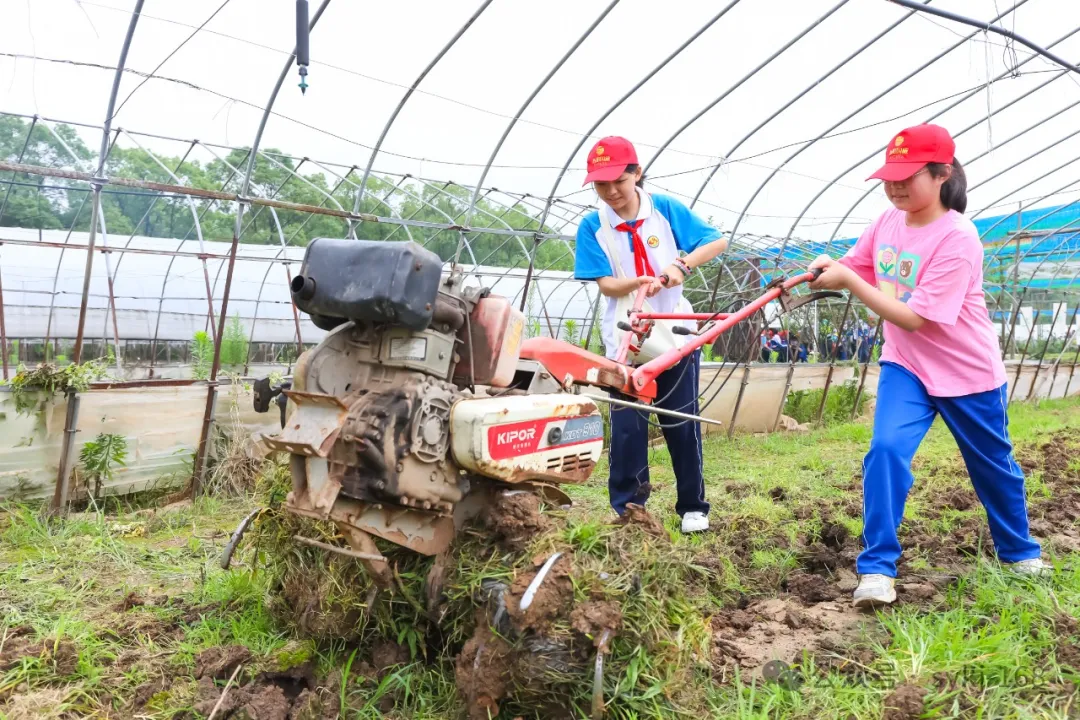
{"left": 0, "top": 397, "right": 1078, "bottom": 717}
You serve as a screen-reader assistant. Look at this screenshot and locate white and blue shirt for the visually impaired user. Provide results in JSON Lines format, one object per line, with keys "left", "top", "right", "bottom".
{"left": 574, "top": 188, "right": 722, "bottom": 359}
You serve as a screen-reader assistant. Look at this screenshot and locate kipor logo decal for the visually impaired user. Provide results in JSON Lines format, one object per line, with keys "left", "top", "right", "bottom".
{"left": 495, "top": 427, "right": 536, "bottom": 446}
{"left": 487, "top": 415, "right": 603, "bottom": 461}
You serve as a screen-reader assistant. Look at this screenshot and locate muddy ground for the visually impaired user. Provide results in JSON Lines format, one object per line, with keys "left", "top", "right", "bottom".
{"left": 1, "top": 427, "right": 1078, "bottom": 718}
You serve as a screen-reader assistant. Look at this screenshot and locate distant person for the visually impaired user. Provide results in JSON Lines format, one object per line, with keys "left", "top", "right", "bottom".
{"left": 760, "top": 329, "right": 775, "bottom": 363}
{"left": 771, "top": 330, "right": 789, "bottom": 363}
{"left": 573, "top": 136, "right": 728, "bottom": 534}
{"left": 810, "top": 123, "right": 1047, "bottom": 608}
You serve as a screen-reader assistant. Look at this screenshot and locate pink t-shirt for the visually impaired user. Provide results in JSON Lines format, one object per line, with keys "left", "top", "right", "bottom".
{"left": 839, "top": 208, "right": 1006, "bottom": 397}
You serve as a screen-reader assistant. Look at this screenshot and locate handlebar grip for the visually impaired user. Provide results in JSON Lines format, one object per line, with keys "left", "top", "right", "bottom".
{"left": 809, "top": 267, "right": 824, "bottom": 280}
{"left": 672, "top": 326, "right": 694, "bottom": 336}
{"left": 659, "top": 273, "right": 671, "bottom": 287}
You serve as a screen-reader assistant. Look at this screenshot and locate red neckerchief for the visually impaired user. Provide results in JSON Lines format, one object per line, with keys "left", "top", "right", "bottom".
{"left": 614, "top": 219, "right": 654, "bottom": 277}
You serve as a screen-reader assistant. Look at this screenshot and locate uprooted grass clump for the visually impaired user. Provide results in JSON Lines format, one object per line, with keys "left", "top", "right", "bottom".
{"left": 251, "top": 462, "right": 720, "bottom": 718}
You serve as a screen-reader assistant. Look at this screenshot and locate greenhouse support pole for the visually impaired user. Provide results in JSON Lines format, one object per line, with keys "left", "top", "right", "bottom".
{"left": 192, "top": 0, "right": 332, "bottom": 493}
{"left": 50, "top": 393, "right": 81, "bottom": 513}
{"left": 54, "top": 0, "right": 143, "bottom": 514}
{"left": 1049, "top": 307, "right": 1078, "bottom": 395}
{"left": 726, "top": 317, "right": 767, "bottom": 440}
{"left": 1010, "top": 308, "right": 1041, "bottom": 403}
{"left": 285, "top": 265, "right": 304, "bottom": 356}
{"left": 885, "top": 0, "right": 1080, "bottom": 76}
{"left": 72, "top": 5, "right": 143, "bottom": 364}
{"left": 815, "top": 297, "right": 854, "bottom": 426}
{"left": 1065, "top": 335, "right": 1080, "bottom": 397}
{"left": 850, "top": 322, "right": 884, "bottom": 421}
{"left": 0, "top": 258, "right": 8, "bottom": 380}
{"left": 1027, "top": 303, "right": 1062, "bottom": 401}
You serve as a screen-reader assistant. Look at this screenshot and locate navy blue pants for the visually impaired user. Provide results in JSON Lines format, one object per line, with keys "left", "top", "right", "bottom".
{"left": 608, "top": 351, "right": 708, "bottom": 518}
{"left": 858, "top": 362, "right": 1042, "bottom": 576}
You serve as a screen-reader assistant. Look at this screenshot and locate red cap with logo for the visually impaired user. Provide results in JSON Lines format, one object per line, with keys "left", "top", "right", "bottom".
{"left": 869, "top": 124, "right": 955, "bottom": 182}
{"left": 584, "top": 136, "right": 638, "bottom": 185}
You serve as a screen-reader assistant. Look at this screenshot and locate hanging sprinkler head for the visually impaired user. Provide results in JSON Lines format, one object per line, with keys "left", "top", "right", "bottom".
{"left": 296, "top": 0, "right": 310, "bottom": 95}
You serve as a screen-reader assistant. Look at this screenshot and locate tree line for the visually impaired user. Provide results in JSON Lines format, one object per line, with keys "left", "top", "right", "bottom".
{"left": 0, "top": 115, "right": 574, "bottom": 271}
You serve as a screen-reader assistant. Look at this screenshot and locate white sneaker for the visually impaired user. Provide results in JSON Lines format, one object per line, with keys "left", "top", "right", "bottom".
{"left": 1005, "top": 557, "right": 1052, "bottom": 576}
{"left": 681, "top": 512, "right": 709, "bottom": 534}
{"left": 852, "top": 574, "right": 896, "bottom": 608}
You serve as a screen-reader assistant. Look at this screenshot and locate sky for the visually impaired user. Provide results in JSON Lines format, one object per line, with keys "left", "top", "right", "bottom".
{"left": 3, "top": 0, "right": 1080, "bottom": 246}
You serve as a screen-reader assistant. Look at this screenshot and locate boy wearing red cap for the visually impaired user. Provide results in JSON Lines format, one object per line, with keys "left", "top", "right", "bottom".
{"left": 810, "top": 124, "right": 1047, "bottom": 608}
{"left": 574, "top": 136, "right": 728, "bottom": 534}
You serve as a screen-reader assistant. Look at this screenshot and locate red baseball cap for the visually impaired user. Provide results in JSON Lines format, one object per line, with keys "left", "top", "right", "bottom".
{"left": 869, "top": 124, "right": 955, "bottom": 182}
{"left": 583, "top": 136, "right": 638, "bottom": 185}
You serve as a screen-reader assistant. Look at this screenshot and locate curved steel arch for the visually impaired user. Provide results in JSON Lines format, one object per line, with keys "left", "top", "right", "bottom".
{"left": 794, "top": 21, "right": 1080, "bottom": 252}
{"left": 827, "top": 83, "right": 1080, "bottom": 245}
{"left": 799, "top": 23, "right": 1080, "bottom": 267}
{"left": 656, "top": 0, "right": 919, "bottom": 189}
{"left": 702, "top": 0, "right": 1032, "bottom": 287}
{"left": 991, "top": 213, "right": 1080, "bottom": 359}
{"left": 976, "top": 168, "right": 1080, "bottom": 247}
{"left": 243, "top": 207, "right": 298, "bottom": 374}
{"left": 682, "top": 3, "right": 928, "bottom": 202}
{"left": 193, "top": 0, "right": 335, "bottom": 488}
{"left": 300, "top": 164, "right": 416, "bottom": 244}
{"left": 454, "top": 0, "right": 620, "bottom": 265}
{"left": 644, "top": 0, "right": 851, "bottom": 174}
{"left": 41, "top": 124, "right": 121, "bottom": 355}
{"left": 353, "top": 0, "right": 496, "bottom": 222}
{"left": 119, "top": 131, "right": 219, "bottom": 339}
{"left": 519, "top": 0, "right": 744, "bottom": 310}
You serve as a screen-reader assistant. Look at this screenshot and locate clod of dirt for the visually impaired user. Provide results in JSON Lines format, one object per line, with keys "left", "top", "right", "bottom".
{"left": 455, "top": 625, "right": 513, "bottom": 720}
{"left": 289, "top": 670, "right": 342, "bottom": 720}
{"left": 115, "top": 591, "right": 145, "bottom": 612}
{"left": 883, "top": 682, "right": 926, "bottom": 720}
{"left": 897, "top": 583, "right": 937, "bottom": 601}
{"left": 711, "top": 598, "right": 870, "bottom": 679}
{"left": 939, "top": 488, "right": 977, "bottom": 512}
{"left": 484, "top": 492, "right": 551, "bottom": 551}
{"left": 507, "top": 554, "right": 574, "bottom": 634}
{"left": 769, "top": 486, "right": 787, "bottom": 501}
{"left": 724, "top": 483, "right": 750, "bottom": 498}
{"left": 193, "top": 676, "right": 291, "bottom": 720}
{"left": 1050, "top": 533, "right": 1080, "bottom": 553}
{"left": 190, "top": 665, "right": 326, "bottom": 720}
{"left": 801, "top": 544, "right": 843, "bottom": 576}
{"left": 785, "top": 573, "right": 839, "bottom": 604}
{"left": 0, "top": 634, "right": 77, "bottom": 676}
{"left": 371, "top": 640, "right": 410, "bottom": 674}
{"left": 570, "top": 601, "right": 623, "bottom": 645}
{"left": 835, "top": 568, "right": 859, "bottom": 593}
{"left": 617, "top": 503, "right": 668, "bottom": 540}
{"left": 195, "top": 644, "right": 253, "bottom": 680}
{"left": 819, "top": 522, "right": 850, "bottom": 550}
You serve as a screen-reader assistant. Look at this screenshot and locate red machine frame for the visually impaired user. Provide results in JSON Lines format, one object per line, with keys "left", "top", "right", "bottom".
{"left": 521, "top": 269, "right": 832, "bottom": 404}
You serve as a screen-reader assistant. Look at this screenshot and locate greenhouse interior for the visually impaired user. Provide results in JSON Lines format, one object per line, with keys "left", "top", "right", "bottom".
{"left": 1, "top": 0, "right": 1080, "bottom": 504}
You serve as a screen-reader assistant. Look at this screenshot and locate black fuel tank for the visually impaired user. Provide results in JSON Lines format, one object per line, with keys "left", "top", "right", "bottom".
{"left": 290, "top": 238, "right": 443, "bottom": 331}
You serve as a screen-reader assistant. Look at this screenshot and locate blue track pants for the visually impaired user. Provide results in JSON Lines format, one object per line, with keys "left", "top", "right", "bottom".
{"left": 608, "top": 351, "right": 708, "bottom": 518}
{"left": 858, "top": 362, "right": 1042, "bottom": 576}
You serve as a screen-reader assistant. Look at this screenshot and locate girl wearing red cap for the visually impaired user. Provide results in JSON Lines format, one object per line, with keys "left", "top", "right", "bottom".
{"left": 810, "top": 123, "right": 1047, "bottom": 608}
{"left": 574, "top": 136, "right": 728, "bottom": 534}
